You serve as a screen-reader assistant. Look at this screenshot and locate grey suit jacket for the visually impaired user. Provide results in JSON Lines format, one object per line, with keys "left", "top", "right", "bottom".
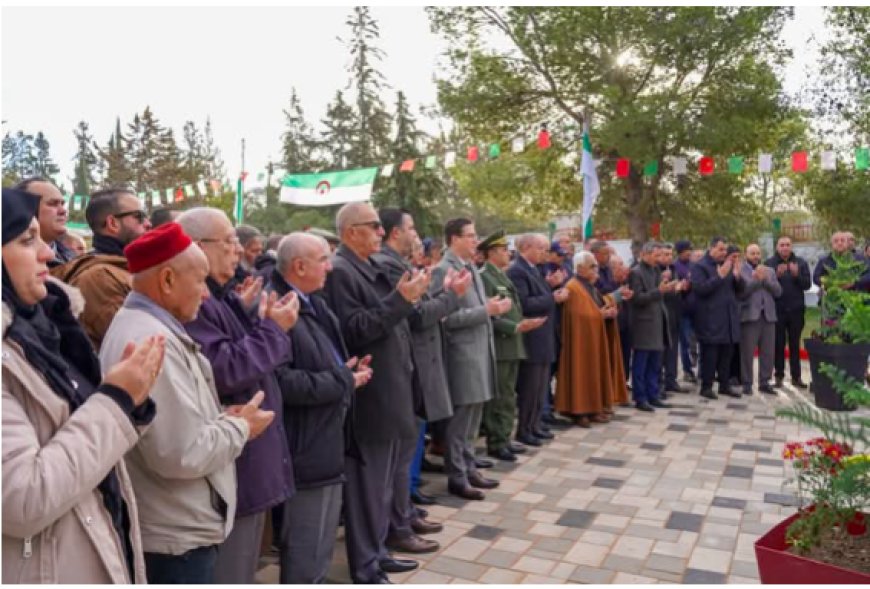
{"left": 628, "top": 261, "right": 670, "bottom": 351}
{"left": 430, "top": 250, "right": 496, "bottom": 406}
{"left": 739, "top": 261, "right": 782, "bottom": 323}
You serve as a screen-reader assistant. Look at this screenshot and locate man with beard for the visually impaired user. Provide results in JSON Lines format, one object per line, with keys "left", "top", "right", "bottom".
{"left": 53, "top": 188, "right": 152, "bottom": 349}
{"left": 764, "top": 236, "right": 811, "bottom": 389}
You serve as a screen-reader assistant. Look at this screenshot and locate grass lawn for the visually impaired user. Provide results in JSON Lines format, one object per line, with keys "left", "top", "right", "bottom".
{"left": 802, "top": 306, "right": 821, "bottom": 342}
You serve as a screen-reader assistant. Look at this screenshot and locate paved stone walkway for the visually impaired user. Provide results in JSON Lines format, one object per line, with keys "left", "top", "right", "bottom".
{"left": 257, "top": 365, "right": 863, "bottom": 584}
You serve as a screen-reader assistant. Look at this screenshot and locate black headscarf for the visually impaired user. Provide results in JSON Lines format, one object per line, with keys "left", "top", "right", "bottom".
{"left": 2, "top": 188, "right": 136, "bottom": 578}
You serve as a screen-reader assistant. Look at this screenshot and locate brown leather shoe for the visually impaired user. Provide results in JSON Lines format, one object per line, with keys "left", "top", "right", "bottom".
{"left": 448, "top": 483, "right": 485, "bottom": 500}
{"left": 591, "top": 414, "right": 610, "bottom": 424}
{"left": 468, "top": 472, "right": 500, "bottom": 489}
{"left": 573, "top": 415, "right": 591, "bottom": 428}
{"left": 386, "top": 533, "right": 440, "bottom": 554}
{"left": 411, "top": 517, "right": 443, "bottom": 535}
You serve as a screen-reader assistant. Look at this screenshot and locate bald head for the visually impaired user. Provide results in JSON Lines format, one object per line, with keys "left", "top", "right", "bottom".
{"left": 131, "top": 244, "right": 210, "bottom": 323}
{"left": 176, "top": 207, "right": 231, "bottom": 240}
{"left": 336, "top": 202, "right": 375, "bottom": 236}
{"left": 177, "top": 207, "right": 239, "bottom": 285}
{"left": 335, "top": 202, "right": 384, "bottom": 260}
{"left": 517, "top": 233, "right": 548, "bottom": 265}
{"left": 831, "top": 231, "right": 849, "bottom": 254}
{"left": 277, "top": 231, "right": 333, "bottom": 293}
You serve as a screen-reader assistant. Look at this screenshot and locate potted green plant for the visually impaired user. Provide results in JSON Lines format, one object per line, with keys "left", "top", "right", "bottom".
{"left": 804, "top": 252, "right": 870, "bottom": 410}
{"left": 754, "top": 365, "right": 870, "bottom": 583}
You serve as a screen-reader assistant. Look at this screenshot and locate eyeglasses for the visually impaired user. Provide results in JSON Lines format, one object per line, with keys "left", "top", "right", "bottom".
{"left": 199, "top": 235, "right": 241, "bottom": 247}
{"left": 112, "top": 209, "right": 148, "bottom": 224}
{"left": 352, "top": 221, "right": 383, "bottom": 231}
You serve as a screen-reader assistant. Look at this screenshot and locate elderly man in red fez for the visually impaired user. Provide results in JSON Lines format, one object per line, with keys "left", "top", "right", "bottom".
{"left": 100, "top": 222, "right": 275, "bottom": 584}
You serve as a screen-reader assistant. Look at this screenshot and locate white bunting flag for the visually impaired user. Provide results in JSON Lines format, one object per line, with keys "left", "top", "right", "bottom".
{"left": 72, "top": 195, "right": 82, "bottom": 211}
{"left": 137, "top": 192, "right": 146, "bottom": 204}
{"left": 151, "top": 191, "right": 161, "bottom": 206}
{"left": 820, "top": 150, "right": 836, "bottom": 171}
{"left": 444, "top": 151, "right": 456, "bottom": 168}
{"left": 380, "top": 164, "right": 394, "bottom": 177}
{"left": 759, "top": 153, "right": 773, "bottom": 173}
{"left": 165, "top": 188, "right": 174, "bottom": 201}
{"left": 197, "top": 180, "right": 207, "bottom": 194}
{"left": 671, "top": 156, "right": 687, "bottom": 176}
{"left": 511, "top": 137, "right": 525, "bottom": 153}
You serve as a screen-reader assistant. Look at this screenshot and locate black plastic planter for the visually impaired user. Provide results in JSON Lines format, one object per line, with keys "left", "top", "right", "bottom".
{"left": 804, "top": 338, "right": 870, "bottom": 411}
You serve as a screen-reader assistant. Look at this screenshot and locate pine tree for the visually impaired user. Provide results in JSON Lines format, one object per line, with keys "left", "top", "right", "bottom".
{"left": 32, "top": 132, "right": 60, "bottom": 179}
{"left": 2, "top": 131, "right": 37, "bottom": 181}
{"left": 154, "top": 127, "right": 183, "bottom": 190}
{"left": 202, "top": 117, "right": 226, "bottom": 181}
{"left": 281, "top": 88, "right": 321, "bottom": 174}
{"left": 126, "top": 107, "right": 165, "bottom": 190}
{"left": 345, "top": 6, "right": 392, "bottom": 167}
{"left": 181, "top": 120, "right": 208, "bottom": 184}
{"left": 376, "top": 92, "right": 442, "bottom": 236}
{"left": 97, "top": 118, "right": 132, "bottom": 189}
{"left": 320, "top": 90, "right": 356, "bottom": 169}
{"left": 71, "top": 121, "right": 99, "bottom": 195}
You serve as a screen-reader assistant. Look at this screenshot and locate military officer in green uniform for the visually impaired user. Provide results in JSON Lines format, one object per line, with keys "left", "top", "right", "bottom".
{"left": 478, "top": 231, "right": 548, "bottom": 461}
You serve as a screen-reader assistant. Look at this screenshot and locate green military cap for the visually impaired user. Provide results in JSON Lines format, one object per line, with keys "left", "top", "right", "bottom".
{"left": 477, "top": 229, "right": 508, "bottom": 252}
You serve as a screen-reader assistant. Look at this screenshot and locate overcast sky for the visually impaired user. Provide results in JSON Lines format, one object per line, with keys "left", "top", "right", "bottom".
{"left": 2, "top": 5, "right": 826, "bottom": 189}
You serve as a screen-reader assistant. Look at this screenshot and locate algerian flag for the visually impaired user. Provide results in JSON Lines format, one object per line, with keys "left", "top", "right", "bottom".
{"left": 280, "top": 167, "right": 378, "bottom": 206}
{"left": 580, "top": 122, "right": 600, "bottom": 239}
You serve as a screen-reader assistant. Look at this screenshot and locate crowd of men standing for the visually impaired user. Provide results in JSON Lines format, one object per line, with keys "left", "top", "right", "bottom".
{"left": 3, "top": 176, "right": 870, "bottom": 584}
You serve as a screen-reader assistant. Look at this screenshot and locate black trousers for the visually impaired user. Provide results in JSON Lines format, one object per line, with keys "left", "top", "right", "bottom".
{"left": 775, "top": 308, "right": 805, "bottom": 380}
{"left": 516, "top": 362, "right": 550, "bottom": 438}
{"left": 699, "top": 342, "right": 734, "bottom": 390}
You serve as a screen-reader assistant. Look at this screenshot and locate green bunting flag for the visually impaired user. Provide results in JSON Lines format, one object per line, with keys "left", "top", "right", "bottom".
{"left": 425, "top": 155, "right": 437, "bottom": 169}
{"left": 151, "top": 191, "right": 161, "bottom": 207}
{"left": 257, "top": 172, "right": 265, "bottom": 182}
{"left": 857, "top": 147, "right": 869, "bottom": 170}
{"left": 643, "top": 160, "right": 658, "bottom": 176}
{"left": 728, "top": 156, "right": 745, "bottom": 174}
{"left": 489, "top": 143, "right": 501, "bottom": 158}
{"left": 184, "top": 185, "right": 195, "bottom": 197}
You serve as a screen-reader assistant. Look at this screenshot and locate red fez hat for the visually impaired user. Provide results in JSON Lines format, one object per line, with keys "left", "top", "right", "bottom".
{"left": 125, "top": 221, "right": 193, "bottom": 273}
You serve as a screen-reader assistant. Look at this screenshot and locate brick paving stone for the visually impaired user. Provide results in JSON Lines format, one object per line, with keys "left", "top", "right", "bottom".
{"left": 513, "top": 555, "right": 557, "bottom": 575}
{"left": 586, "top": 456, "right": 627, "bottom": 467}
{"left": 763, "top": 492, "right": 799, "bottom": 506}
{"left": 424, "top": 556, "right": 487, "bottom": 580}
{"left": 688, "top": 546, "right": 733, "bottom": 573}
{"left": 757, "top": 457, "right": 784, "bottom": 467}
{"left": 730, "top": 558, "right": 761, "bottom": 579}
{"left": 592, "top": 477, "right": 625, "bottom": 489}
{"left": 683, "top": 568, "right": 728, "bottom": 583}
{"left": 478, "top": 567, "right": 524, "bottom": 583}
{"left": 406, "top": 570, "right": 454, "bottom": 584}
{"left": 665, "top": 511, "right": 705, "bottom": 532}
{"left": 528, "top": 522, "right": 567, "bottom": 538}
{"left": 646, "top": 553, "right": 688, "bottom": 574}
{"left": 491, "top": 536, "right": 532, "bottom": 553}
{"left": 466, "top": 524, "right": 504, "bottom": 541}
{"left": 612, "top": 571, "right": 660, "bottom": 583}
{"left": 711, "top": 496, "right": 748, "bottom": 509}
{"left": 667, "top": 423, "right": 691, "bottom": 432}
{"left": 568, "top": 564, "right": 616, "bottom": 584}
{"left": 624, "top": 523, "right": 682, "bottom": 542}
{"left": 602, "top": 554, "right": 646, "bottom": 574}
{"left": 723, "top": 464, "right": 755, "bottom": 478}
{"left": 533, "top": 537, "right": 574, "bottom": 554}
{"left": 476, "top": 548, "right": 520, "bottom": 568}
{"left": 562, "top": 541, "right": 611, "bottom": 566}
{"left": 732, "top": 442, "right": 772, "bottom": 452}
{"left": 611, "top": 535, "right": 655, "bottom": 558}
{"left": 555, "top": 509, "right": 597, "bottom": 528}
{"left": 441, "top": 537, "right": 491, "bottom": 561}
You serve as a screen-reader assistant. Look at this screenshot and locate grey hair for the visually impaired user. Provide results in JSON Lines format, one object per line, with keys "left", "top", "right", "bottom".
{"left": 276, "top": 232, "right": 329, "bottom": 274}
{"left": 516, "top": 233, "right": 547, "bottom": 252}
{"left": 176, "top": 207, "right": 230, "bottom": 240}
{"left": 641, "top": 241, "right": 661, "bottom": 255}
{"left": 235, "top": 224, "right": 263, "bottom": 247}
{"left": 335, "top": 202, "right": 373, "bottom": 235}
{"left": 589, "top": 239, "right": 610, "bottom": 254}
{"left": 573, "top": 250, "right": 596, "bottom": 269}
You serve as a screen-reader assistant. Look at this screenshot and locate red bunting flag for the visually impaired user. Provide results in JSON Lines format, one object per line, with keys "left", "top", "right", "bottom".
{"left": 792, "top": 151, "right": 808, "bottom": 173}
{"left": 537, "top": 128, "right": 551, "bottom": 149}
{"left": 210, "top": 179, "right": 221, "bottom": 192}
{"left": 650, "top": 222, "right": 661, "bottom": 239}
{"left": 240, "top": 171, "right": 249, "bottom": 182}
{"left": 699, "top": 157, "right": 715, "bottom": 176}
{"left": 400, "top": 159, "right": 415, "bottom": 172}
{"left": 174, "top": 187, "right": 184, "bottom": 202}
{"left": 616, "top": 158, "right": 630, "bottom": 178}
{"left": 467, "top": 146, "right": 479, "bottom": 162}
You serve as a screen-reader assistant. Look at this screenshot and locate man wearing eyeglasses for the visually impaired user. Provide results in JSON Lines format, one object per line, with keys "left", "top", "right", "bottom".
{"left": 53, "top": 187, "right": 152, "bottom": 349}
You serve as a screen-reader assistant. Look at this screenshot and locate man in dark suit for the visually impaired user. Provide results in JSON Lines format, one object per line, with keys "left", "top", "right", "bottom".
{"left": 372, "top": 208, "right": 471, "bottom": 554}
{"left": 628, "top": 242, "right": 676, "bottom": 411}
{"left": 322, "top": 202, "right": 430, "bottom": 584}
{"left": 507, "top": 234, "right": 569, "bottom": 446}
{"left": 690, "top": 237, "right": 744, "bottom": 400}
{"left": 765, "top": 235, "right": 811, "bottom": 389}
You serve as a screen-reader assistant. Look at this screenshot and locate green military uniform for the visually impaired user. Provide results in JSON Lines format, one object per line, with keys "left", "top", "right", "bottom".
{"left": 478, "top": 232, "right": 527, "bottom": 453}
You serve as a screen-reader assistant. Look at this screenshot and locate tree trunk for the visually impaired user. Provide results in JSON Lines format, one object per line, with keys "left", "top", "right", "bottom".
{"left": 625, "top": 169, "right": 648, "bottom": 259}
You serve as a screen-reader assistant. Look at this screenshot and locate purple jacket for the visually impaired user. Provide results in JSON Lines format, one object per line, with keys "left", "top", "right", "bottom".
{"left": 185, "top": 278, "right": 295, "bottom": 517}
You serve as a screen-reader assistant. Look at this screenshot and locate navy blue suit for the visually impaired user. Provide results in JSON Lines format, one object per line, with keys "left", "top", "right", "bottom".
{"left": 690, "top": 253, "right": 745, "bottom": 390}
{"left": 507, "top": 256, "right": 557, "bottom": 438}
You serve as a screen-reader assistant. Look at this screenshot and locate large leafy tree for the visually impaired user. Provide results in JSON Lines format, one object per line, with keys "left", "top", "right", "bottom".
{"left": 429, "top": 6, "right": 794, "bottom": 248}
